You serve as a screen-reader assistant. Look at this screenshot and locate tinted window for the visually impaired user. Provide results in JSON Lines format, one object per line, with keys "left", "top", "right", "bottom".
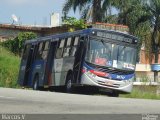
{"left": 42, "top": 41, "right": 50, "bottom": 60}
{"left": 59, "top": 39, "right": 65, "bottom": 48}
{"left": 56, "top": 39, "right": 65, "bottom": 58}
{"left": 36, "top": 41, "right": 50, "bottom": 60}
{"left": 22, "top": 44, "right": 31, "bottom": 60}
{"left": 67, "top": 38, "right": 72, "bottom": 46}
{"left": 69, "top": 36, "right": 79, "bottom": 57}
{"left": 74, "top": 37, "right": 79, "bottom": 45}
{"left": 63, "top": 47, "right": 71, "bottom": 57}
{"left": 56, "top": 36, "right": 80, "bottom": 58}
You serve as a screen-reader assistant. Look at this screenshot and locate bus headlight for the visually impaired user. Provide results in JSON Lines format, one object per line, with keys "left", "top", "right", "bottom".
{"left": 87, "top": 71, "right": 96, "bottom": 78}
{"left": 123, "top": 79, "right": 132, "bottom": 85}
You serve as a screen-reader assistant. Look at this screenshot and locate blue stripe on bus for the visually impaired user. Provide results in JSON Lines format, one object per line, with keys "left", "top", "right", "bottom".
{"left": 83, "top": 62, "right": 134, "bottom": 80}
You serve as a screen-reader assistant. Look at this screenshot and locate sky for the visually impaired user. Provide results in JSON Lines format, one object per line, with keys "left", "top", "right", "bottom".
{"left": 0, "top": 0, "right": 80, "bottom": 25}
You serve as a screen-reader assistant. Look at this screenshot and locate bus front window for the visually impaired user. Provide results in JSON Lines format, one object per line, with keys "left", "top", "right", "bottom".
{"left": 85, "top": 39, "right": 136, "bottom": 71}
{"left": 86, "top": 40, "right": 112, "bottom": 66}
{"left": 116, "top": 45, "right": 136, "bottom": 70}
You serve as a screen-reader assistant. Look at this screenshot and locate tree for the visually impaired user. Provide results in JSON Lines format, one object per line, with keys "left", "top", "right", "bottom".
{"left": 62, "top": 0, "right": 112, "bottom": 23}
{"left": 2, "top": 32, "right": 37, "bottom": 56}
{"left": 16, "top": 32, "right": 37, "bottom": 54}
{"left": 63, "top": 17, "right": 87, "bottom": 31}
{"left": 141, "top": 0, "right": 160, "bottom": 83}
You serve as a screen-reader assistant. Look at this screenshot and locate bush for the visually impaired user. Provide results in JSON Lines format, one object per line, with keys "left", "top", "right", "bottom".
{"left": 0, "top": 46, "right": 20, "bottom": 88}
{"left": 1, "top": 32, "right": 37, "bottom": 55}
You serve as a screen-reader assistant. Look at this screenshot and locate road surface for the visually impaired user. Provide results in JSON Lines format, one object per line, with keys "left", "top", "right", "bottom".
{"left": 0, "top": 88, "right": 159, "bottom": 114}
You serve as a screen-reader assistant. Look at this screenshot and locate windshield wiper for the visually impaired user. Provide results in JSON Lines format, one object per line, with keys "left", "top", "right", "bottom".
{"left": 117, "top": 46, "right": 126, "bottom": 62}
{"left": 101, "top": 39, "right": 105, "bottom": 46}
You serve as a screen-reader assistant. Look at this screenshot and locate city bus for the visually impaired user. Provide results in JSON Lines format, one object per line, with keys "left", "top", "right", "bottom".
{"left": 18, "top": 27, "right": 138, "bottom": 96}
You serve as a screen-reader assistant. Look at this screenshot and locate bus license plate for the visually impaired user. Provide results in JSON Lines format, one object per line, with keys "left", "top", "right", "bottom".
{"left": 105, "top": 81, "right": 114, "bottom": 86}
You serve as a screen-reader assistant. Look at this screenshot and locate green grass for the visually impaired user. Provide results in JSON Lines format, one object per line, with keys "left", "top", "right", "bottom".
{"left": 0, "top": 45, "right": 20, "bottom": 88}
{"left": 120, "top": 86, "right": 160, "bottom": 100}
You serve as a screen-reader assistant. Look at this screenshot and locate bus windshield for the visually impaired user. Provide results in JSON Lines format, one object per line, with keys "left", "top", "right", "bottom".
{"left": 85, "top": 39, "right": 136, "bottom": 71}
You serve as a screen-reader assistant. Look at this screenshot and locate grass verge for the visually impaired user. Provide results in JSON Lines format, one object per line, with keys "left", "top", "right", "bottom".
{"left": 0, "top": 45, "right": 20, "bottom": 88}
{"left": 120, "top": 86, "right": 160, "bottom": 100}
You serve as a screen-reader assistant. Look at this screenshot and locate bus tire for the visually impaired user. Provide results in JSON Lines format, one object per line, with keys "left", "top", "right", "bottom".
{"left": 111, "top": 90, "right": 119, "bottom": 97}
{"left": 33, "top": 75, "right": 39, "bottom": 90}
{"left": 65, "top": 74, "right": 73, "bottom": 93}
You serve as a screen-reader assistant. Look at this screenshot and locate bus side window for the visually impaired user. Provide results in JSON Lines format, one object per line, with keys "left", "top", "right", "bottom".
{"left": 63, "top": 48, "right": 70, "bottom": 57}
{"left": 36, "top": 42, "right": 46, "bottom": 60}
{"left": 36, "top": 42, "right": 43, "bottom": 60}
{"left": 56, "top": 39, "right": 65, "bottom": 58}
{"left": 70, "top": 36, "right": 79, "bottom": 56}
{"left": 63, "top": 37, "right": 72, "bottom": 57}
{"left": 22, "top": 44, "right": 31, "bottom": 60}
{"left": 38, "top": 42, "right": 43, "bottom": 52}
{"left": 67, "top": 37, "right": 71, "bottom": 46}
{"left": 74, "top": 37, "right": 79, "bottom": 46}
{"left": 42, "top": 41, "right": 50, "bottom": 60}
{"left": 70, "top": 47, "right": 77, "bottom": 56}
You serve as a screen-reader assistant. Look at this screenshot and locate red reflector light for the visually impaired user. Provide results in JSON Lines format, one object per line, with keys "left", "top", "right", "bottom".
{"left": 48, "top": 73, "right": 52, "bottom": 85}
{"left": 90, "top": 70, "right": 106, "bottom": 77}
{"left": 82, "top": 69, "right": 86, "bottom": 73}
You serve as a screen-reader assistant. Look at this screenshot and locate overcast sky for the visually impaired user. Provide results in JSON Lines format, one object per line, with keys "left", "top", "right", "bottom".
{"left": 0, "top": 0, "right": 80, "bottom": 25}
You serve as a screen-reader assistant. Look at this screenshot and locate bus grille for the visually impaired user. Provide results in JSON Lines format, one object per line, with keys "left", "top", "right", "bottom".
{"left": 86, "top": 62, "right": 134, "bottom": 75}
{"left": 97, "top": 81, "right": 120, "bottom": 88}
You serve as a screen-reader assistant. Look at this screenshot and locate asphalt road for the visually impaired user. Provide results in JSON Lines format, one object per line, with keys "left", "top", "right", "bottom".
{"left": 0, "top": 88, "right": 160, "bottom": 114}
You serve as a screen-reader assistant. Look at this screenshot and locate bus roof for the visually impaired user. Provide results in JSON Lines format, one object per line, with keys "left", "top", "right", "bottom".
{"left": 25, "top": 28, "right": 138, "bottom": 44}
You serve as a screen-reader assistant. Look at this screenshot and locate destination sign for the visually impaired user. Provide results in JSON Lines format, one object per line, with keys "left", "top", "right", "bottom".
{"left": 96, "top": 31, "right": 133, "bottom": 43}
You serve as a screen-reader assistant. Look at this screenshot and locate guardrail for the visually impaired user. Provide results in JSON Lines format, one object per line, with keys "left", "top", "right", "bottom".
{"left": 88, "top": 22, "right": 129, "bottom": 33}
{"left": 133, "top": 82, "right": 158, "bottom": 86}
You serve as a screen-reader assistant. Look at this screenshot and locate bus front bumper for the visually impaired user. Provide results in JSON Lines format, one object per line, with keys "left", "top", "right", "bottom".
{"left": 81, "top": 72, "right": 133, "bottom": 93}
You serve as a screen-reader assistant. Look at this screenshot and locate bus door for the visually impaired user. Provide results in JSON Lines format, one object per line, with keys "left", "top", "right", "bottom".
{"left": 18, "top": 44, "right": 37, "bottom": 86}
{"left": 72, "top": 36, "right": 86, "bottom": 84}
{"left": 44, "top": 41, "right": 58, "bottom": 86}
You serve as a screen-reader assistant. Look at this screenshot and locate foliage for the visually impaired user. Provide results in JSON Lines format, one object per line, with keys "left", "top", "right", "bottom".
{"left": 104, "top": 15, "right": 119, "bottom": 24}
{"left": 63, "top": 0, "right": 113, "bottom": 23}
{"left": 0, "top": 45, "right": 20, "bottom": 88}
{"left": 144, "top": 0, "right": 160, "bottom": 56}
{"left": 63, "top": 17, "right": 87, "bottom": 31}
{"left": 1, "top": 32, "right": 37, "bottom": 55}
{"left": 114, "top": 0, "right": 160, "bottom": 62}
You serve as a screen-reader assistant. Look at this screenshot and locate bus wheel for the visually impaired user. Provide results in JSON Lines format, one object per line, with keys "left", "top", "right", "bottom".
{"left": 111, "top": 91, "right": 119, "bottom": 97}
{"left": 65, "top": 74, "right": 72, "bottom": 93}
{"left": 33, "top": 75, "right": 39, "bottom": 90}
